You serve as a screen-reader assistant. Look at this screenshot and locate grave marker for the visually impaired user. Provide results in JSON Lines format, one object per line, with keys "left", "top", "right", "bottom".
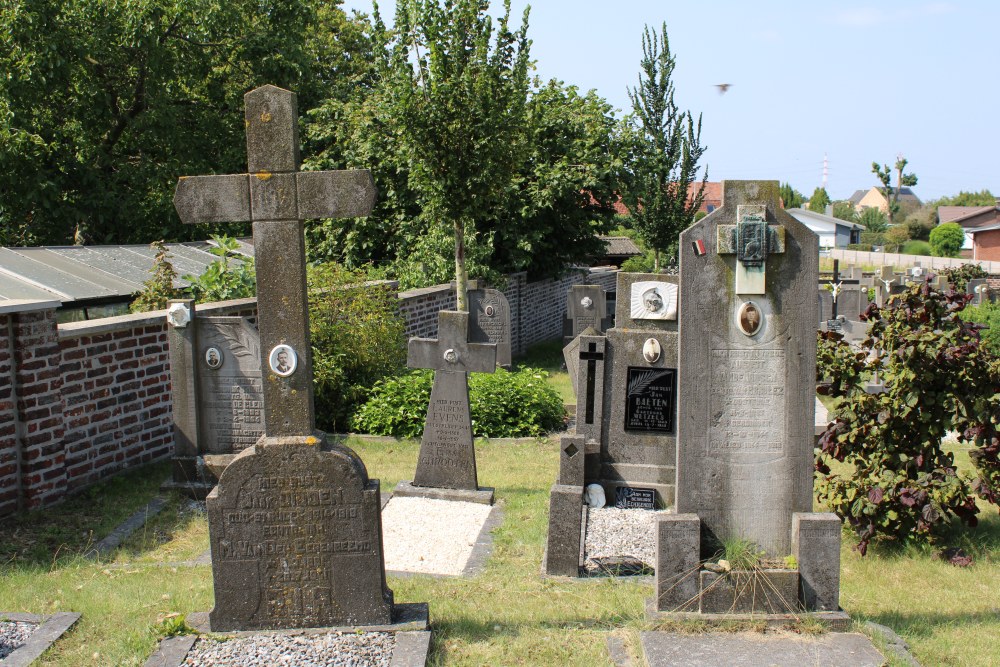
{"left": 564, "top": 285, "right": 613, "bottom": 342}
{"left": 468, "top": 288, "right": 511, "bottom": 368}
{"left": 174, "top": 85, "right": 402, "bottom": 631}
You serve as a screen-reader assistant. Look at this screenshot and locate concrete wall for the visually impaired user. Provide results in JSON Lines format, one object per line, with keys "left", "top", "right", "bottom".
{"left": 0, "top": 269, "right": 616, "bottom": 515}
{"left": 828, "top": 248, "right": 1000, "bottom": 273}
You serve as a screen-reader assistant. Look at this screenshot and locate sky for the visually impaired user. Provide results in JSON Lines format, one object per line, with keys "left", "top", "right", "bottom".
{"left": 340, "top": 0, "right": 997, "bottom": 203}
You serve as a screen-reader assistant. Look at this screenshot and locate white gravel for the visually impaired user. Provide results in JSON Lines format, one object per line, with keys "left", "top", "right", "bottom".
{"left": 380, "top": 497, "right": 493, "bottom": 575}
{"left": 584, "top": 507, "right": 673, "bottom": 569}
{"left": 184, "top": 632, "right": 395, "bottom": 666}
{"left": 0, "top": 621, "right": 37, "bottom": 660}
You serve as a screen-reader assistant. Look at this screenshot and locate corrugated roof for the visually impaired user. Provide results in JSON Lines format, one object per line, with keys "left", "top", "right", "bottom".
{"left": 599, "top": 236, "right": 642, "bottom": 256}
{"left": 0, "top": 243, "right": 221, "bottom": 305}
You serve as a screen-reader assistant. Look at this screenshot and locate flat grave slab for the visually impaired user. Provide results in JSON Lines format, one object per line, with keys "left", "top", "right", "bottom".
{"left": 0, "top": 612, "right": 80, "bottom": 667}
{"left": 381, "top": 497, "right": 501, "bottom": 576}
{"left": 637, "top": 631, "right": 884, "bottom": 667}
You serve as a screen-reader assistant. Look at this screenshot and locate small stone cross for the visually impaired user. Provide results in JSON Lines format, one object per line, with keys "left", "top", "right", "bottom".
{"left": 408, "top": 311, "right": 497, "bottom": 374}
{"left": 716, "top": 205, "right": 785, "bottom": 294}
{"left": 173, "top": 85, "right": 375, "bottom": 439}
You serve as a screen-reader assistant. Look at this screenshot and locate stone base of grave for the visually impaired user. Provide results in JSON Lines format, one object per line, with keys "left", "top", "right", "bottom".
{"left": 0, "top": 612, "right": 81, "bottom": 667}
{"left": 392, "top": 480, "right": 494, "bottom": 505}
{"left": 643, "top": 600, "right": 853, "bottom": 631}
{"left": 186, "top": 602, "right": 430, "bottom": 635}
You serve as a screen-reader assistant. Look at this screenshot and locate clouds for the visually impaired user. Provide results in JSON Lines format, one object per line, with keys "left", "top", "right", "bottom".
{"left": 832, "top": 3, "right": 955, "bottom": 28}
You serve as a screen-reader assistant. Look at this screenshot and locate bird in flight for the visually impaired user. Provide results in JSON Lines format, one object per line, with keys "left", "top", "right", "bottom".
{"left": 715, "top": 83, "right": 732, "bottom": 95}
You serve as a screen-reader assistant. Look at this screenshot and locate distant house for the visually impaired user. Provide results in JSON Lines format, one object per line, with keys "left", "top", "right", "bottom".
{"left": 593, "top": 235, "right": 642, "bottom": 267}
{"left": 940, "top": 202, "right": 1000, "bottom": 260}
{"left": 848, "top": 186, "right": 921, "bottom": 213}
{"left": 785, "top": 208, "right": 863, "bottom": 249}
{"left": 603, "top": 181, "right": 723, "bottom": 218}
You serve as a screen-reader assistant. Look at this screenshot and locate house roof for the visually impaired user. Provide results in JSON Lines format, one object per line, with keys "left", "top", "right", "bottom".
{"left": 786, "top": 208, "right": 864, "bottom": 231}
{"left": 599, "top": 236, "right": 642, "bottom": 257}
{"left": 848, "top": 186, "right": 921, "bottom": 206}
{"left": 939, "top": 206, "right": 995, "bottom": 224}
{"left": 848, "top": 189, "right": 868, "bottom": 204}
{"left": 0, "top": 242, "right": 224, "bottom": 305}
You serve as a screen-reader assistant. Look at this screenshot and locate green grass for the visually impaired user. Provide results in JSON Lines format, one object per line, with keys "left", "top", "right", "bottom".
{"left": 516, "top": 338, "right": 574, "bottom": 404}
{"left": 3, "top": 438, "right": 1000, "bottom": 665}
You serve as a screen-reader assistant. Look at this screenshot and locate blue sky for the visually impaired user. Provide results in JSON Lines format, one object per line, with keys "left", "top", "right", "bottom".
{"left": 341, "top": 1, "right": 996, "bottom": 202}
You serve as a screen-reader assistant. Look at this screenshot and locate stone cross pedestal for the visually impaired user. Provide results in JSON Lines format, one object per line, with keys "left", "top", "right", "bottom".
{"left": 394, "top": 310, "right": 497, "bottom": 504}
{"left": 174, "top": 85, "right": 411, "bottom": 632}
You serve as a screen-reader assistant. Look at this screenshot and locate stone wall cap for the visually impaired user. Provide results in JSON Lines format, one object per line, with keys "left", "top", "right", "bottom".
{"left": 0, "top": 298, "right": 61, "bottom": 314}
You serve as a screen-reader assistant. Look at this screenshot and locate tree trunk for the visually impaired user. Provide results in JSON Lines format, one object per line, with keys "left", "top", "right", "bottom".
{"left": 454, "top": 220, "right": 468, "bottom": 312}
{"left": 653, "top": 248, "right": 660, "bottom": 271}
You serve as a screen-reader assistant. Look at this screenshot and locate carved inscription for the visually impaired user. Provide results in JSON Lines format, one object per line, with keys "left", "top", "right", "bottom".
{"left": 708, "top": 349, "right": 785, "bottom": 455}
{"left": 624, "top": 367, "right": 677, "bottom": 433}
{"left": 420, "top": 398, "right": 471, "bottom": 469}
{"left": 203, "top": 377, "right": 264, "bottom": 452}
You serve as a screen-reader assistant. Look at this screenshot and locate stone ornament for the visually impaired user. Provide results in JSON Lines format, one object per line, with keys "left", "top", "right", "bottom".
{"left": 166, "top": 302, "right": 191, "bottom": 328}
{"left": 580, "top": 296, "right": 593, "bottom": 309}
{"left": 642, "top": 337, "right": 662, "bottom": 363}
{"left": 630, "top": 281, "right": 678, "bottom": 320}
{"left": 738, "top": 301, "right": 763, "bottom": 336}
{"left": 443, "top": 348, "right": 459, "bottom": 363}
{"left": 204, "top": 347, "right": 223, "bottom": 369}
{"left": 585, "top": 483, "right": 606, "bottom": 508}
{"left": 268, "top": 344, "right": 297, "bottom": 377}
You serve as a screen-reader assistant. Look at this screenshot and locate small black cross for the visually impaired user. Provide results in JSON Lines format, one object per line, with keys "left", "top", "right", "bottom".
{"left": 580, "top": 342, "right": 605, "bottom": 425}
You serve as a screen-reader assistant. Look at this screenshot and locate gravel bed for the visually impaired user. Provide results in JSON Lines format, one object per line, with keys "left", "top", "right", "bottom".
{"left": 184, "top": 631, "right": 395, "bottom": 666}
{"left": 584, "top": 507, "right": 673, "bottom": 573}
{"left": 0, "top": 621, "right": 38, "bottom": 660}
{"left": 381, "top": 497, "right": 493, "bottom": 575}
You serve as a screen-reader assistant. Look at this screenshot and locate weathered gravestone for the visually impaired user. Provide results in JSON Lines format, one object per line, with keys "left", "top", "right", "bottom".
{"left": 468, "top": 288, "right": 511, "bottom": 368}
{"left": 545, "top": 273, "right": 679, "bottom": 576}
{"left": 654, "top": 180, "right": 842, "bottom": 618}
{"left": 837, "top": 286, "right": 866, "bottom": 321}
{"left": 165, "top": 300, "right": 263, "bottom": 498}
{"left": 174, "top": 85, "right": 416, "bottom": 631}
{"left": 967, "top": 278, "right": 992, "bottom": 305}
{"left": 563, "top": 285, "right": 613, "bottom": 344}
{"left": 393, "top": 310, "right": 497, "bottom": 504}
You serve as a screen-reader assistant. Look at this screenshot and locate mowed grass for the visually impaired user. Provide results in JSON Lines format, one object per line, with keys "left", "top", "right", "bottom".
{"left": 2, "top": 437, "right": 1000, "bottom": 665}
{"left": 516, "top": 338, "right": 573, "bottom": 404}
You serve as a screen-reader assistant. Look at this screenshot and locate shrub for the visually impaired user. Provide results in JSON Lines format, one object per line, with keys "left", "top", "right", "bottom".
{"left": 816, "top": 281, "right": 1000, "bottom": 554}
{"left": 902, "top": 240, "right": 932, "bottom": 256}
{"left": 884, "top": 224, "right": 910, "bottom": 252}
{"left": 308, "top": 264, "right": 407, "bottom": 433}
{"left": 961, "top": 301, "right": 1000, "bottom": 357}
{"left": 846, "top": 244, "right": 873, "bottom": 251}
{"left": 941, "top": 263, "right": 988, "bottom": 293}
{"left": 184, "top": 235, "right": 256, "bottom": 303}
{"left": 621, "top": 251, "right": 655, "bottom": 273}
{"left": 858, "top": 207, "right": 888, "bottom": 233}
{"left": 352, "top": 367, "right": 565, "bottom": 438}
{"left": 929, "top": 222, "right": 966, "bottom": 258}
{"left": 130, "top": 241, "right": 182, "bottom": 312}
{"left": 860, "top": 231, "right": 886, "bottom": 247}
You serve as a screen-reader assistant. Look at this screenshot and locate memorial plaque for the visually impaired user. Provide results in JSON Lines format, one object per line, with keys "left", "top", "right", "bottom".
{"left": 468, "top": 288, "right": 511, "bottom": 368}
{"left": 208, "top": 443, "right": 393, "bottom": 630}
{"left": 708, "top": 349, "right": 785, "bottom": 459}
{"left": 630, "top": 281, "right": 678, "bottom": 321}
{"left": 198, "top": 317, "right": 264, "bottom": 454}
{"left": 614, "top": 486, "right": 656, "bottom": 509}
{"left": 624, "top": 367, "right": 676, "bottom": 433}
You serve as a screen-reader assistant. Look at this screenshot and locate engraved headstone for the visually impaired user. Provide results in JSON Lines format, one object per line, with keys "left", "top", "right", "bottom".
{"left": 198, "top": 317, "right": 264, "bottom": 454}
{"left": 468, "top": 288, "right": 511, "bottom": 368}
{"left": 837, "top": 287, "right": 866, "bottom": 321}
{"left": 563, "top": 285, "right": 613, "bottom": 343}
{"left": 396, "top": 310, "right": 496, "bottom": 503}
{"left": 174, "top": 84, "right": 413, "bottom": 631}
{"left": 967, "top": 278, "right": 990, "bottom": 305}
{"left": 677, "top": 181, "right": 818, "bottom": 555}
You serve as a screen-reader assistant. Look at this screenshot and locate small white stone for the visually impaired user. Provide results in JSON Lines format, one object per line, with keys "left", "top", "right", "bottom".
{"left": 584, "top": 484, "right": 606, "bottom": 508}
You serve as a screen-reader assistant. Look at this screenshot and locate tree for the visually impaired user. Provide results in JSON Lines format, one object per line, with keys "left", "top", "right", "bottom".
{"left": 368, "top": 0, "right": 531, "bottom": 311}
{"left": 779, "top": 182, "right": 803, "bottom": 209}
{"left": 933, "top": 189, "right": 996, "bottom": 209}
{"left": 620, "top": 23, "right": 707, "bottom": 270}
{"left": 929, "top": 222, "right": 966, "bottom": 257}
{"left": 884, "top": 224, "right": 910, "bottom": 252}
{"left": 858, "top": 207, "right": 888, "bottom": 233}
{"left": 832, "top": 201, "right": 858, "bottom": 222}
{"left": 872, "top": 156, "right": 918, "bottom": 225}
{"left": 807, "top": 187, "right": 831, "bottom": 213}
{"left": 0, "top": 0, "right": 370, "bottom": 247}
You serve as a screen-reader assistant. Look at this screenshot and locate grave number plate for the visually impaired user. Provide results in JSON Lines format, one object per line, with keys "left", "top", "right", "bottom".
{"left": 615, "top": 486, "right": 656, "bottom": 509}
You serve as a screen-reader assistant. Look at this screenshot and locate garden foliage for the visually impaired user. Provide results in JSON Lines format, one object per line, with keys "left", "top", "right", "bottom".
{"left": 184, "top": 236, "right": 256, "bottom": 303}
{"left": 941, "top": 263, "right": 988, "bottom": 293}
{"left": 817, "top": 279, "right": 1000, "bottom": 554}
{"left": 130, "top": 241, "right": 181, "bottom": 312}
{"left": 352, "top": 367, "right": 565, "bottom": 438}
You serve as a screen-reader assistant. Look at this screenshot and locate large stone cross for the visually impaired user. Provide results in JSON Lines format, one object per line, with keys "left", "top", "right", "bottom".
{"left": 406, "top": 311, "right": 496, "bottom": 491}
{"left": 173, "top": 85, "right": 375, "bottom": 439}
{"left": 716, "top": 205, "right": 785, "bottom": 295}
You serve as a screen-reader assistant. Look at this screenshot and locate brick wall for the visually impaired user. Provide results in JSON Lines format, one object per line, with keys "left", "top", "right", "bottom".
{"left": 0, "top": 267, "right": 617, "bottom": 516}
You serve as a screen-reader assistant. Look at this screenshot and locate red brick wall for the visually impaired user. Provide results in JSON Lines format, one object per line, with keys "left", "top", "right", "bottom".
{"left": 974, "top": 230, "right": 1000, "bottom": 262}
{"left": 0, "top": 313, "right": 18, "bottom": 514}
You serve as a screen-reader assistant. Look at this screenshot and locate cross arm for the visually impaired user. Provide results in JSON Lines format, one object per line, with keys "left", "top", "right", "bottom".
{"left": 296, "top": 170, "right": 376, "bottom": 219}
{"left": 174, "top": 174, "right": 251, "bottom": 224}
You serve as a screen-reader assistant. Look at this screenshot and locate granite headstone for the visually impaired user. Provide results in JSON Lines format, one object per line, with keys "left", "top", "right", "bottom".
{"left": 468, "top": 288, "right": 511, "bottom": 369}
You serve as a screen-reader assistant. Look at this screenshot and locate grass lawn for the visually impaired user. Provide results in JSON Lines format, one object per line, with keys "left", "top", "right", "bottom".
{"left": 516, "top": 338, "right": 573, "bottom": 404}
{"left": 2, "top": 437, "right": 999, "bottom": 665}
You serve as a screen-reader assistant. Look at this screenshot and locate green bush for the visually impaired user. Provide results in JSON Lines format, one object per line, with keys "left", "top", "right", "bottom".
{"left": 308, "top": 264, "right": 407, "bottom": 433}
{"left": 961, "top": 300, "right": 1000, "bottom": 357}
{"left": 860, "top": 231, "right": 886, "bottom": 247}
{"left": 902, "top": 240, "right": 932, "bottom": 256}
{"left": 929, "top": 222, "right": 966, "bottom": 258}
{"left": 130, "top": 241, "right": 183, "bottom": 312}
{"left": 184, "top": 235, "right": 256, "bottom": 303}
{"left": 352, "top": 367, "right": 565, "bottom": 438}
{"left": 941, "top": 263, "right": 988, "bottom": 292}
{"left": 621, "top": 251, "right": 655, "bottom": 273}
{"left": 846, "top": 243, "right": 873, "bottom": 251}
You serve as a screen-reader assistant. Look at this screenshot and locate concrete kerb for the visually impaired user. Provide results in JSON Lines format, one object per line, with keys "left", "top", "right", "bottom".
{"left": 83, "top": 496, "right": 169, "bottom": 560}
{"left": 1, "top": 612, "right": 81, "bottom": 667}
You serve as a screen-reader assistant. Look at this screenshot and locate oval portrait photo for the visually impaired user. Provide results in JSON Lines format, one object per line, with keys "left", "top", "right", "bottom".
{"left": 204, "top": 347, "right": 223, "bottom": 370}
{"left": 268, "top": 344, "right": 297, "bottom": 377}
{"left": 738, "top": 301, "right": 763, "bottom": 336}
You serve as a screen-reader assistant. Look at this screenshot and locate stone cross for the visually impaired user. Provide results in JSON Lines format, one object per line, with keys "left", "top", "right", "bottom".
{"left": 716, "top": 205, "right": 786, "bottom": 294}
{"left": 407, "top": 311, "right": 496, "bottom": 491}
{"left": 173, "top": 85, "right": 374, "bottom": 439}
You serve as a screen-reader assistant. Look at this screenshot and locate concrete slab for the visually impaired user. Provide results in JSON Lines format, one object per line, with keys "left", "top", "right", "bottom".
{"left": 1, "top": 612, "right": 81, "bottom": 667}
{"left": 639, "top": 631, "right": 884, "bottom": 667}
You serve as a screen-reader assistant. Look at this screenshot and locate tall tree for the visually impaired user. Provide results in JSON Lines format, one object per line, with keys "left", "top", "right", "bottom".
{"left": 620, "top": 23, "right": 707, "bottom": 270}
{"left": 370, "top": 0, "right": 531, "bottom": 311}
{"left": 807, "top": 187, "right": 831, "bottom": 213}
{"left": 779, "top": 182, "right": 803, "bottom": 209}
{"left": 0, "top": 0, "right": 369, "bottom": 246}
{"left": 872, "top": 156, "right": 918, "bottom": 225}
